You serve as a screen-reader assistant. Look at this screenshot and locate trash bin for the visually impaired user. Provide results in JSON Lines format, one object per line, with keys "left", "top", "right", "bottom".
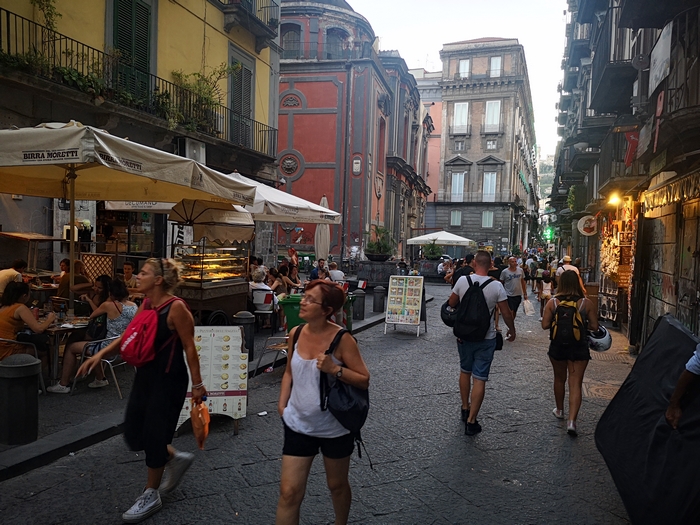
{"left": 279, "top": 294, "right": 304, "bottom": 333}
{"left": 340, "top": 293, "right": 356, "bottom": 333}
{"left": 0, "top": 353, "right": 41, "bottom": 445}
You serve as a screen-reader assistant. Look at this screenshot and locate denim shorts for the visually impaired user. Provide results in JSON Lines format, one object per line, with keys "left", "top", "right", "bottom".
{"left": 457, "top": 337, "right": 498, "bottom": 381}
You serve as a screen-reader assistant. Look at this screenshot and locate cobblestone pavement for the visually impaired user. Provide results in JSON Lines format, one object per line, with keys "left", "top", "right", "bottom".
{"left": 0, "top": 284, "right": 633, "bottom": 524}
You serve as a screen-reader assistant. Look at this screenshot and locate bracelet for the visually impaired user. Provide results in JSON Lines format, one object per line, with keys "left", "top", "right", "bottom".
{"left": 192, "top": 382, "right": 205, "bottom": 389}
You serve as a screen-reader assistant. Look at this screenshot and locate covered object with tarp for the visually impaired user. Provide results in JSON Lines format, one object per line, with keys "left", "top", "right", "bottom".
{"left": 595, "top": 314, "right": 700, "bottom": 524}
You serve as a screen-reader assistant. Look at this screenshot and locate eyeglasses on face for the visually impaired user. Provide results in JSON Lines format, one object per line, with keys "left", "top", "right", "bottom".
{"left": 300, "top": 296, "right": 324, "bottom": 306}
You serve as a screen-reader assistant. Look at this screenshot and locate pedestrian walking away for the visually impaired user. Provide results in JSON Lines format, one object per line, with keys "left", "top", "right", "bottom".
{"left": 500, "top": 256, "right": 528, "bottom": 319}
{"left": 276, "top": 280, "right": 370, "bottom": 525}
{"left": 449, "top": 251, "right": 515, "bottom": 436}
{"left": 77, "top": 258, "right": 206, "bottom": 523}
{"left": 541, "top": 270, "right": 598, "bottom": 436}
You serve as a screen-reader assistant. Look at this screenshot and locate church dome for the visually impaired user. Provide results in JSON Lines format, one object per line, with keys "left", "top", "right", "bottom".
{"left": 281, "top": 0, "right": 355, "bottom": 12}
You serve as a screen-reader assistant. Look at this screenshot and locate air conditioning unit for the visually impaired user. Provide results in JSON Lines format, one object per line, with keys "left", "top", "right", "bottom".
{"left": 176, "top": 137, "right": 206, "bottom": 164}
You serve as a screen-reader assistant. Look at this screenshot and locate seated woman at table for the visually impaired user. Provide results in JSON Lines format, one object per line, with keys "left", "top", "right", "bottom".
{"left": 317, "top": 267, "right": 332, "bottom": 281}
{"left": 80, "top": 275, "right": 112, "bottom": 311}
{"left": 286, "top": 265, "right": 302, "bottom": 291}
{"left": 48, "top": 279, "right": 137, "bottom": 393}
{"left": 57, "top": 260, "right": 92, "bottom": 298}
{"left": 0, "top": 281, "right": 55, "bottom": 361}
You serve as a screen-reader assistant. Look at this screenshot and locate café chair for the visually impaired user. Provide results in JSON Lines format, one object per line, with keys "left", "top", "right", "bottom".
{"left": 252, "top": 290, "right": 276, "bottom": 335}
{"left": 0, "top": 339, "right": 47, "bottom": 394}
{"left": 69, "top": 336, "right": 126, "bottom": 399}
{"left": 253, "top": 336, "right": 288, "bottom": 377}
{"left": 206, "top": 310, "right": 230, "bottom": 326}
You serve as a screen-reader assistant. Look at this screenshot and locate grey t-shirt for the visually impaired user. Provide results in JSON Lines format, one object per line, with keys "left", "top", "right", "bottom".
{"left": 500, "top": 267, "right": 524, "bottom": 297}
{"left": 453, "top": 274, "right": 508, "bottom": 340}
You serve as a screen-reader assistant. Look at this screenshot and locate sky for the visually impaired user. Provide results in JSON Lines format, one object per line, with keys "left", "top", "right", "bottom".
{"left": 346, "top": 0, "right": 568, "bottom": 158}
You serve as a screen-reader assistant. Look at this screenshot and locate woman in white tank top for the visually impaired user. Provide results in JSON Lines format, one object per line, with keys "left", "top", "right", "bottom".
{"left": 276, "top": 280, "right": 370, "bottom": 525}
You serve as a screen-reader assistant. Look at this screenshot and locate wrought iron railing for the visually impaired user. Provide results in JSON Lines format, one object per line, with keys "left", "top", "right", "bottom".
{"left": 448, "top": 124, "right": 472, "bottom": 136}
{"left": 217, "top": 0, "right": 280, "bottom": 31}
{"left": 591, "top": 7, "right": 634, "bottom": 99}
{"left": 0, "top": 8, "right": 277, "bottom": 158}
{"left": 598, "top": 131, "right": 627, "bottom": 188}
{"left": 280, "top": 41, "right": 372, "bottom": 61}
{"left": 437, "top": 190, "right": 516, "bottom": 203}
{"left": 665, "top": 7, "right": 700, "bottom": 114}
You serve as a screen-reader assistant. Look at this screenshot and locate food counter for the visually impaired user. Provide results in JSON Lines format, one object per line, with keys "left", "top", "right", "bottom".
{"left": 174, "top": 243, "right": 249, "bottom": 323}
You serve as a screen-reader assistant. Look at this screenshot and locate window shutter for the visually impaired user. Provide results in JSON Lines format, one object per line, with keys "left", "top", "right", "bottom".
{"left": 133, "top": 1, "right": 150, "bottom": 71}
{"left": 114, "top": 0, "right": 133, "bottom": 62}
{"left": 114, "top": 0, "right": 150, "bottom": 71}
{"left": 232, "top": 63, "right": 253, "bottom": 118}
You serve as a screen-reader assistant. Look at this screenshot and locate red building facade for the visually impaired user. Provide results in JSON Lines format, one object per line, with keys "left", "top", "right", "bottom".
{"left": 277, "top": 0, "right": 430, "bottom": 261}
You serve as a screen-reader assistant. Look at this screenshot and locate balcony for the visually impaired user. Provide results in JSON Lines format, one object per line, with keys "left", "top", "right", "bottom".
{"left": 280, "top": 41, "right": 372, "bottom": 61}
{"left": 569, "top": 148, "right": 601, "bottom": 171}
{"left": 619, "top": 0, "right": 697, "bottom": 30}
{"left": 0, "top": 8, "right": 277, "bottom": 159}
{"left": 590, "top": 7, "right": 637, "bottom": 114}
{"left": 436, "top": 190, "right": 516, "bottom": 203}
{"left": 577, "top": 0, "right": 609, "bottom": 24}
{"left": 568, "top": 23, "right": 591, "bottom": 67}
{"left": 220, "top": 0, "right": 280, "bottom": 53}
{"left": 448, "top": 124, "right": 471, "bottom": 137}
{"left": 563, "top": 66, "right": 579, "bottom": 92}
{"left": 480, "top": 121, "right": 504, "bottom": 136}
{"left": 598, "top": 131, "right": 646, "bottom": 193}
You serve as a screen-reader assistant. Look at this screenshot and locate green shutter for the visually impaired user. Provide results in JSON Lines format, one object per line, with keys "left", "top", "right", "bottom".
{"left": 113, "top": 0, "right": 150, "bottom": 71}
{"left": 133, "top": 1, "right": 150, "bottom": 71}
{"left": 114, "top": 0, "right": 133, "bottom": 61}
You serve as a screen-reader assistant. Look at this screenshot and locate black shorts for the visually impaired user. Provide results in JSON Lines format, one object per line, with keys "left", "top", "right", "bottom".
{"left": 548, "top": 341, "right": 591, "bottom": 361}
{"left": 282, "top": 421, "right": 354, "bottom": 459}
{"left": 507, "top": 295, "right": 522, "bottom": 312}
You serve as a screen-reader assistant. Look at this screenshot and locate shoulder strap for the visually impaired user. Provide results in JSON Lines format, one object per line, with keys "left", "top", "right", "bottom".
{"left": 324, "top": 328, "right": 349, "bottom": 356}
{"left": 480, "top": 278, "right": 495, "bottom": 290}
{"left": 466, "top": 275, "right": 473, "bottom": 287}
{"left": 291, "top": 323, "right": 305, "bottom": 354}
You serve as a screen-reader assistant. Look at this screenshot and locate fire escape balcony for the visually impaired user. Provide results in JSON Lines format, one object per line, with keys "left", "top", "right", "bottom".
{"left": 590, "top": 7, "right": 637, "bottom": 114}
{"left": 0, "top": 8, "right": 278, "bottom": 159}
{"left": 220, "top": 0, "right": 280, "bottom": 53}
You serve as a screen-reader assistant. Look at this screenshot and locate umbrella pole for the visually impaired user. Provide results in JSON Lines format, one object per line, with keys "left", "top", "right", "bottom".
{"left": 68, "top": 168, "right": 77, "bottom": 315}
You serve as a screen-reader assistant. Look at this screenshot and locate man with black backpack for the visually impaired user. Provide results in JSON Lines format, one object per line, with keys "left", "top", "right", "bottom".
{"left": 448, "top": 251, "right": 516, "bottom": 435}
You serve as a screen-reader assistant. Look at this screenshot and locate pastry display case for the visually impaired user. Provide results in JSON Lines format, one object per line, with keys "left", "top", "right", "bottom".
{"left": 175, "top": 242, "right": 249, "bottom": 289}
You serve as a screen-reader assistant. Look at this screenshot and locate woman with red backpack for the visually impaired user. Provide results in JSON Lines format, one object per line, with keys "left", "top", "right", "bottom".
{"left": 77, "top": 258, "right": 206, "bottom": 523}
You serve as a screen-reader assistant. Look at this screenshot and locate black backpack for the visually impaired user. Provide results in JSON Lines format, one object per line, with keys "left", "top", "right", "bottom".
{"left": 453, "top": 276, "right": 495, "bottom": 341}
{"left": 550, "top": 297, "right": 585, "bottom": 345}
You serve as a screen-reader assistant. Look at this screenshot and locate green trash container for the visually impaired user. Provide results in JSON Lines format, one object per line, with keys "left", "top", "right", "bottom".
{"left": 279, "top": 294, "right": 303, "bottom": 333}
{"left": 341, "top": 293, "right": 356, "bottom": 333}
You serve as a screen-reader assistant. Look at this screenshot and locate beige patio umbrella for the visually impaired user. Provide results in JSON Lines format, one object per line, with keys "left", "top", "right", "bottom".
{"left": 314, "top": 195, "right": 331, "bottom": 262}
{"left": 0, "top": 121, "right": 257, "bottom": 305}
{"left": 168, "top": 200, "right": 255, "bottom": 244}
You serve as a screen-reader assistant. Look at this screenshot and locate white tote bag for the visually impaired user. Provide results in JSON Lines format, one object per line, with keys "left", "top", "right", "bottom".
{"left": 522, "top": 299, "right": 535, "bottom": 316}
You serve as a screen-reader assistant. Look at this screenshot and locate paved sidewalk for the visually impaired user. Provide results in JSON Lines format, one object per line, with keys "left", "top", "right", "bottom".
{"left": 0, "top": 288, "right": 404, "bottom": 481}
{"left": 0, "top": 284, "right": 633, "bottom": 524}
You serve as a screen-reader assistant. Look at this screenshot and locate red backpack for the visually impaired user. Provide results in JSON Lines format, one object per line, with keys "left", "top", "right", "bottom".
{"left": 120, "top": 297, "right": 181, "bottom": 368}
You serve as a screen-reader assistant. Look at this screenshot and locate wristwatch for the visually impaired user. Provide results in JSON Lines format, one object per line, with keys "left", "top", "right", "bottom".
{"left": 335, "top": 367, "right": 343, "bottom": 378}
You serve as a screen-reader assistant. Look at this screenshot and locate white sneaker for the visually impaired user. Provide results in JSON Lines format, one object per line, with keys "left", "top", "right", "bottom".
{"left": 47, "top": 383, "right": 71, "bottom": 394}
{"left": 539, "top": 316, "right": 543, "bottom": 322}
{"left": 567, "top": 420, "right": 578, "bottom": 436}
{"left": 159, "top": 451, "right": 195, "bottom": 494}
{"left": 122, "top": 488, "right": 162, "bottom": 523}
{"left": 88, "top": 379, "right": 109, "bottom": 389}
{"left": 552, "top": 407, "right": 564, "bottom": 419}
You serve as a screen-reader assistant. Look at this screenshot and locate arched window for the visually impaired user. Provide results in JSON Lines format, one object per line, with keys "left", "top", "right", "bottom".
{"left": 326, "top": 28, "right": 349, "bottom": 59}
{"left": 281, "top": 24, "right": 301, "bottom": 59}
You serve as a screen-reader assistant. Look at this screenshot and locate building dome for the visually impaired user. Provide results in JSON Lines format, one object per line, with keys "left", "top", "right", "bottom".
{"left": 281, "top": 0, "right": 355, "bottom": 12}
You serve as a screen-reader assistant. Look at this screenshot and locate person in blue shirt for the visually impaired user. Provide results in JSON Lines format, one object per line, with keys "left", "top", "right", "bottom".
{"left": 309, "top": 259, "right": 325, "bottom": 280}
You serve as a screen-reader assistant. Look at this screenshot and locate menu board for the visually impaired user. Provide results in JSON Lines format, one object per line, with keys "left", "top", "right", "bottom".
{"left": 177, "top": 326, "right": 248, "bottom": 432}
{"left": 384, "top": 276, "right": 424, "bottom": 336}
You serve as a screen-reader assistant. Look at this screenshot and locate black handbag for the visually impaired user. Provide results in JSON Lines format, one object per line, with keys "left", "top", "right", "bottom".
{"left": 319, "top": 329, "right": 369, "bottom": 436}
{"left": 86, "top": 313, "right": 107, "bottom": 340}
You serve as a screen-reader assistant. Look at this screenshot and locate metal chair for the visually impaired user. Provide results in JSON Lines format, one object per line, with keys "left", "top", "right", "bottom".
{"left": 69, "top": 336, "right": 126, "bottom": 398}
{"left": 0, "top": 338, "right": 47, "bottom": 394}
{"left": 206, "top": 310, "right": 231, "bottom": 326}
{"left": 253, "top": 336, "right": 288, "bottom": 377}
{"left": 252, "top": 290, "right": 276, "bottom": 335}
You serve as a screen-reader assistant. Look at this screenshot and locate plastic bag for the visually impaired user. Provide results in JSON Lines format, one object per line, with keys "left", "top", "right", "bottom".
{"left": 523, "top": 299, "right": 535, "bottom": 316}
{"left": 190, "top": 399, "right": 210, "bottom": 450}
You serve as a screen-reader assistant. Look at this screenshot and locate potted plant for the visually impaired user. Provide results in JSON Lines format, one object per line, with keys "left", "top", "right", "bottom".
{"left": 422, "top": 240, "right": 443, "bottom": 260}
{"left": 364, "top": 225, "right": 395, "bottom": 261}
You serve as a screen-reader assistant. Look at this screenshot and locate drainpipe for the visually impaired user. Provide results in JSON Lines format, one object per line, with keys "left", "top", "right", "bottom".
{"left": 341, "top": 61, "right": 353, "bottom": 262}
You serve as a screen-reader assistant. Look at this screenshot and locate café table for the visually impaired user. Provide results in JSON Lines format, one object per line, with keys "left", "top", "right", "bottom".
{"left": 43, "top": 318, "right": 90, "bottom": 383}
{"left": 29, "top": 283, "right": 59, "bottom": 306}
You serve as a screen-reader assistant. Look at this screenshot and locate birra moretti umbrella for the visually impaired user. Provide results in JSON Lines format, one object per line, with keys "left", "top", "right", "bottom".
{"left": 0, "top": 121, "right": 257, "bottom": 301}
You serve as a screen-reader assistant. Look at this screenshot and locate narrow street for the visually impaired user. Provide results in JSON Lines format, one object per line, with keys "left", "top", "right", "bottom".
{"left": 0, "top": 284, "right": 632, "bottom": 525}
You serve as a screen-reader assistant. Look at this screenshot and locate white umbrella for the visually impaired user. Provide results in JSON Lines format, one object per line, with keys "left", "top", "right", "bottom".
{"left": 0, "top": 121, "right": 257, "bottom": 302}
{"left": 168, "top": 200, "right": 255, "bottom": 244}
{"left": 230, "top": 172, "right": 341, "bottom": 224}
{"left": 406, "top": 230, "right": 475, "bottom": 246}
{"left": 314, "top": 195, "right": 331, "bottom": 262}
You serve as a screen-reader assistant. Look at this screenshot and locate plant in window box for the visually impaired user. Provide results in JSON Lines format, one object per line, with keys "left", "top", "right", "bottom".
{"left": 422, "top": 241, "right": 443, "bottom": 260}
{"left": 364, "top": 225, "right": 395, "bottom": 261}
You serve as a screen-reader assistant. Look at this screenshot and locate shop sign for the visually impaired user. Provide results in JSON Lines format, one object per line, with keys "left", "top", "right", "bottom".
{"left": 650, "top": 150, "right": 667, "bottom": 176}
{"left": 649, "top": 22, "right": 672, "bottom": 94}
{"left": 105, "top": 201, "right": 174, "bottom": 212}
{"left": 637, "top": 120, "right": 652, "bottom": 158}
{"left": 577, "top": 215, "right": 597, "bottom": 236}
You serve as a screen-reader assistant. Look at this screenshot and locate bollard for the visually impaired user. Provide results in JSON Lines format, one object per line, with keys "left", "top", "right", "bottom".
{"left": 232, "top": 311, "right": 256, "bottom": 361}
{"left": 373, "top": 286, "right": 386, "bottom": 313}
{"left": 0, "top": 354, "right": 41, "bottom": 445}
{"left": 353, "top": 289, "right": 366, "bottom": 320}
